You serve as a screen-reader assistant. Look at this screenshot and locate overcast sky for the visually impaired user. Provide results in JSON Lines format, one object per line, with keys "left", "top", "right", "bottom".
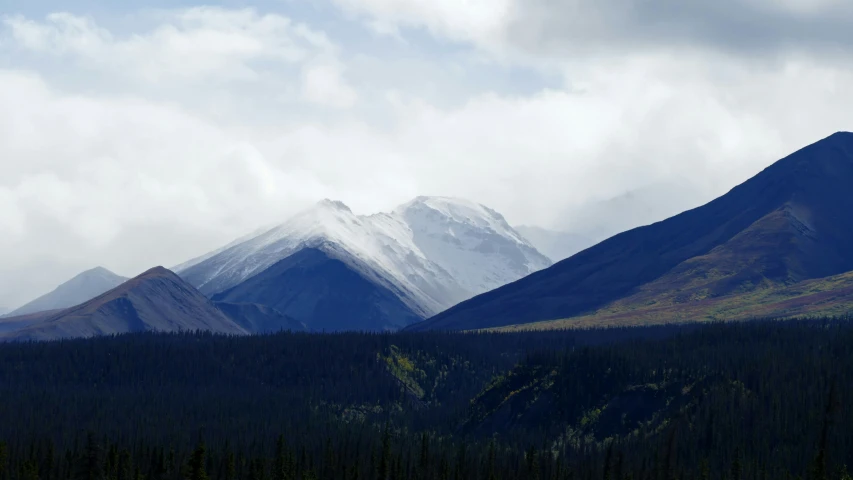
{"left": 1, "top": 0, "right": 852, "bottom": 308}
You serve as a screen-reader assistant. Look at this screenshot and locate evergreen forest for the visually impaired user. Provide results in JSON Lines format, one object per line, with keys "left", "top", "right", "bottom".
{"left": 1, "top": 319, "right": 853, "bottom": 480}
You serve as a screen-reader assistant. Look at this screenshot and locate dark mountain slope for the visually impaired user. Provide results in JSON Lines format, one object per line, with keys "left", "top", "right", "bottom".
{"left": 0, "top": 309, "right": 60, "bottom": 334}
{"left": 214, "top": 302, "right": 306, "bottom": 333}
{"left": 1, "top": 267, "right": 248, "bottom": 341}
{"left": 212, "top": 247, "right": 424, "bottom": 331}
{"left": 410, "top": 132, "right": 853, "bottom": 330}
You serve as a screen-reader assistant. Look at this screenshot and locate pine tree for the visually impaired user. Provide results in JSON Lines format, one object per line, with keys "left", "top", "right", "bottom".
{"left": 254, "top": 458, "right": 266, "bottom": 480}
{"left": 117, "top": 451, "right": 131, "bottom": 480}
{"left": 78, "top": 432, "right": 103, "bottom": 480}
{"left": 731, "top": 449, "right": 742, "bottom": 480}
{"left": 185, "top": 442, "right": 207, "bottom": 480}
{"left": 274, "top": 436, "right": 286, "bottom": 480}
{"left": 417, "top": 433, "right": 429, "bottom": 480}
{"left": 0, "top": 441, "right": 8, "bottom": 480}
{"left": 223, "top": 448, "right": 235, "bottom": 480}
{"left": 323, "top": 438, "right": 335, "bottom": 480}
{"left": 45, "top": 442, "right": 56, "bottom": 480}
{"left": 166, "top": 449, "right": 175, "bottom": 480}
{"left": 603, "top": 446, "right": 613, "bottom": 480}
{"left": 22, "top": 459, "right": 40, "bottom": 480}
{"left": 377, "top": 426, "right": 391, "bottom": 480}
{"left": 699, "top": 459, "right": 709, "bottom": 480}
{"left": 453, "top": 443, "right": 466, "bottom": 480}
{"left": 526, "top": 447, "right": 540, "bottom": 480}
{"left": 106, "top": 445, "right": 118, "bottom": 480}
{"left": 438, "top": 457, "right": 450, "bottom": 480}
{"left": 486, "top": 440, "right": 497, "bottom": 480}
{"left": 614, "top": 452, "right": 624, "bottom": 480}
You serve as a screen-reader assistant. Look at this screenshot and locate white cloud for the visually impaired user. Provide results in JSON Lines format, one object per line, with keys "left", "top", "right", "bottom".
{"left": 330, "top": 0, "right": 511, "bottom": 46}
{"left": 1, "top": 2, "right": 853, "bottom": 309}
{"left": 301, "top": 61, "right": 359, "bottom": 107}
{"left": 2, "top": 8, "right": 346, "bottom": 87}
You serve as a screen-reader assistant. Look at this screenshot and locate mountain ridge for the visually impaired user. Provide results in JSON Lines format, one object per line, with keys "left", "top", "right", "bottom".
{"left": 7, "top": 267, "right": 128, "bottom": 317}
{"left": 1, "top": 267, "right": 249, "bottom": 341}
{"left": 409, "top": 132, "right": 853, "bottom": 331}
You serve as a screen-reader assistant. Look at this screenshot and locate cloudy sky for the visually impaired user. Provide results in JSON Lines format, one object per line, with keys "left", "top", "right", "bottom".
{"left": 1, "top": 0, "right": 852, "bottom": 308}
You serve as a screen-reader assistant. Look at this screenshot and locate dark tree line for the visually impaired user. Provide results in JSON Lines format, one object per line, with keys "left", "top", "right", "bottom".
{"left": 1, "top": 320, "right": 852, "bottom": 479}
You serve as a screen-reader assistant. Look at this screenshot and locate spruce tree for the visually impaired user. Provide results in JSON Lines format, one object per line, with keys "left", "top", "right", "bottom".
{"left": 417, "top": 433, "right": 429, "bottom": 480}
{"left": 45, "top": 442, "right": 56, "bottom": 480}
{"left": 486, "top": 440, "right": 497, "bottom": 480}
{"left": 78, "top": 432, "right": 103, "bottom": 480}
{"left": 0, "top": 441, "right": 8, "bottom": 480}
{"left": 377, "top": 426, "right": 390, "bottom": 480}
{"left": 223, "top": 449, "right": 235, "bottom": 480}
{"left": 117, "top": 451, "right": 131, "bottom": 480}
{"left": 274, "top": 436, "right": 286, "bottom": 480}
{"left": 185, "top": 442, "right": 207, "bottom": 480}
{"left": 731, "top": 449, "right": 742, "bottom": 480}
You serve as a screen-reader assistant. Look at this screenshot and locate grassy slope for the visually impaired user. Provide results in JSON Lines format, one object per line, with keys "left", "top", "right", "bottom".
{"left": 495, "top": 270, "right": 853, "bottom": 331}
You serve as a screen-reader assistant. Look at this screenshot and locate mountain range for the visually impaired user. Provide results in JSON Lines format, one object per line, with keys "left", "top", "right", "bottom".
{"left": 4, "top": 267, "right": 128, "bottom": 317}
{"left": 1, "top": 196, "right": 550, "bottom": 337}
{"left": 0, "top": 267, "right": 304, "bottom": 341}
{"left": 410, "top": 131, "right": 853, "bottom": 331}
{"left": 178, "top": 196, "right": 551, "bottom": 331}
{"left": 6, "top": 133, "right": 853, "bottom": 339}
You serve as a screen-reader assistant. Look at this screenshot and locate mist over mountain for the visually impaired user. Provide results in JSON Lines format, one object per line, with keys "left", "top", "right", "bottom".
{"left": 6, "top": 267, "right": 128, "bottom": 317}
{"left": 411, "top": 132, "right": 853, "bottom": 331}
{"left": 557, "top": 181, "right": 712, "bottom": 243}
{"left": 514, "top": 226, "right": 595, "bottom": 262}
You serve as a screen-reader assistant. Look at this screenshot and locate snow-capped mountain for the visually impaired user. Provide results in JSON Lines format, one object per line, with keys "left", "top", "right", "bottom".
{"left": 7, "top": 267, "right": 129, "bottom": 317}
{"left": 177, "top": 197, "right": 551, "bottom": 329}
{"left": 396, "top": 197, "right": 552, "bottom": 295}
{"left": 171, "top": 224, "right": 276, "bottom": 273}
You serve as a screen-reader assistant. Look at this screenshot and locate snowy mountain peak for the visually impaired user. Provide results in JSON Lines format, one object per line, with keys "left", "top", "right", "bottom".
{"left": 177, "top": 196, "right": 552, "bottom": 324}
{"left": 398, "top": 196, "right": 501, "bottom": 218}
{"left": 395, "top": 197, "right": 552, "bottom": 296}
{"left": 316, "top": 198, "right": 352, "bottom": 213}
{"left": 395, "top": 196, "right": 527, "bottom": 244}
